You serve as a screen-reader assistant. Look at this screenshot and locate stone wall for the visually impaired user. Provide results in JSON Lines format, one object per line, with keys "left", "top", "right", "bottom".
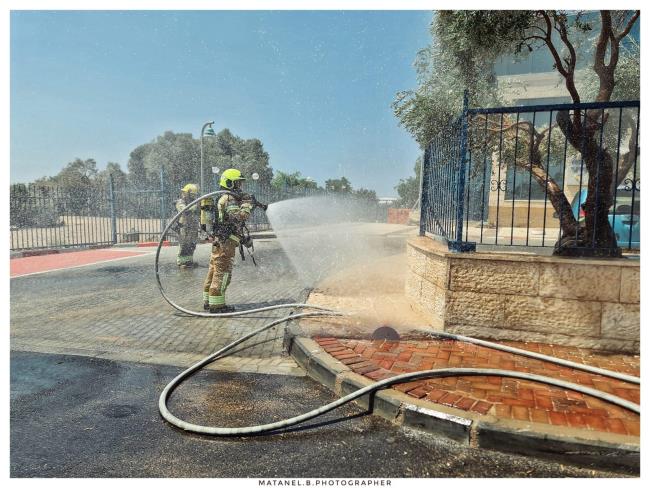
{"left": 406, "top": 236, "right": 640, "bottom": 353}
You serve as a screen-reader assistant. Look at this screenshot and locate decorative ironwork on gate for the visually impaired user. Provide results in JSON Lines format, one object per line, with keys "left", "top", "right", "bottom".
{"left": 420, "top": 93, "right": 640, "bottom": 255}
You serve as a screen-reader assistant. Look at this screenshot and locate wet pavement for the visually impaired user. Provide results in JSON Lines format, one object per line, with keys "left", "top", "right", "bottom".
{"left": 10, "top": 240, "right": 305, "bottom": 374}
{"left": 10, "top": 351, "right": 628, "bottom": 478}
{"left": 9, "top": 239, "right": 637, "bottom": 477}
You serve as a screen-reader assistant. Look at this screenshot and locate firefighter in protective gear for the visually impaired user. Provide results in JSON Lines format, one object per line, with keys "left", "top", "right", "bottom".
{"left": 199, "top": 198, "right": 215, "bottom": 236}
{"left": 203, "top": 169, "right": 254, "bottom": 312}
{"left": 175, "top": 183, "right": 200, "bottom": 268}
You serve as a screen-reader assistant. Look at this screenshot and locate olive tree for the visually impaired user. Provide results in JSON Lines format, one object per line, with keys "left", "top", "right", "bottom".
{"left": 395, "top": 10, "right": 639, "bottom": 255}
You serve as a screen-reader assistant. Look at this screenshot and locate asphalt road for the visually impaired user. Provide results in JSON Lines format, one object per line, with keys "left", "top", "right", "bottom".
{"left": 10, "top": 351, "right": 628, "bottom": 478}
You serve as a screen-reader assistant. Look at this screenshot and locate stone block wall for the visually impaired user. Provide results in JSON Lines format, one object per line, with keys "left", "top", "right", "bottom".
{"left": 406, "top": 236, "right": 640, "bottom": 353}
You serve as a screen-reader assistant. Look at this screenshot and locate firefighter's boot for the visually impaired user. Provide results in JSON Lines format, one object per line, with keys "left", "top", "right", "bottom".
{"left": 204, "top": 239, "right": 236, "bottom": 314}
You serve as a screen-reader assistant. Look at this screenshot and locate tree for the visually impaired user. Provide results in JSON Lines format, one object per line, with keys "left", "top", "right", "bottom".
{"left": 271, "top": 171, "right": 318, "bottom": 191}
{"left": 354, "top": 188, "right": 378, "bottom": 203}
{"left": 325, "top": 177, "right": 352, "bottom": 193}
{"left": 395, "top": 10, "right": 640, "bottom": 255}
{"left": 53, "top": 157, "right": 98, "bottom": 184}
{"left": 203, "top": 129, "right": 274, "bottom": 186}
{"left": 126, "top": 129, "right": 275, "bottom": 192}
{"left": 127, "top": 131, "right": 199, "bottom": 190}
{"left": 395, "top": 158, "right": 422, "bottom": 207}
{"left": 34, "top": 158, "right": 100, "bottom": 214}
{"left": 96, "top": 162, "right": 128, "bottom": 189}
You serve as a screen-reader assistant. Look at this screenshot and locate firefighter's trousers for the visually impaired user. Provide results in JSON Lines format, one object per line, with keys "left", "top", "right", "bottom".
{"left": 177, "top": 231, "right": 197, "bottom": 266}
{"left": 203, "top": 238, "right": 238, "bottom": 309}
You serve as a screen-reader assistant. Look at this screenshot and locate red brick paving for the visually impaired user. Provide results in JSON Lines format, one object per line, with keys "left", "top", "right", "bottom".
{"left": 314, "top": 337, "right": 640, "bottom": 436}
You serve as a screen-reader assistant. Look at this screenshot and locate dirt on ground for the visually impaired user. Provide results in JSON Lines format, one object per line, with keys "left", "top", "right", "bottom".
{"left": 301, "top": 253, "right": 436, "bottom": 338}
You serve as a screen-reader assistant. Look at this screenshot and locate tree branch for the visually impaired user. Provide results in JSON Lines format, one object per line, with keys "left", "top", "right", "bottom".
{"left": 594, "top": 11, "right": 616, "bottom": 102}
{"left": 616, "top": 10, "right": 640, "bottom": 41}
{"left": 554, "top": 13, "right": 577, "bottom": 77}
{"left": 539, "top": 10, "right": 581, "bottom": 104}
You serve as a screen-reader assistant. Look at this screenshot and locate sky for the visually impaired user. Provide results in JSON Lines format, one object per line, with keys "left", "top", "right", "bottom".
{"left": 10, "top": 10, "right": 432, "bottom": 196}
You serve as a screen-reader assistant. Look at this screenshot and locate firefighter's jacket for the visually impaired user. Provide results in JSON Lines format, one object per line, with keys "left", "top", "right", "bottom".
{"left": 175, "top": 198, "right": 199, "bottom": 237}
{"left": 214, "top": 194, "right": 253, "bottom": 243}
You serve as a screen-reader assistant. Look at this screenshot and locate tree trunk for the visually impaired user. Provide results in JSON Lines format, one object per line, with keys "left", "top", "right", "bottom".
{"left": 556, "top": 110, "right": 621, "bottom": 257}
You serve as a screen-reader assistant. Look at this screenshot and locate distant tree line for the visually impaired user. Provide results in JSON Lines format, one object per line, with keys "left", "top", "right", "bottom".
{"left": 14, "top": 128, "right": 379, "bottom": 204}
{"left": 10, "top": 127, "right": 386, "bottom": 229}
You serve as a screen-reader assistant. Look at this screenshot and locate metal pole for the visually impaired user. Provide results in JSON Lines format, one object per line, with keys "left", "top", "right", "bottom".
{"left": 419, "top": 146, "right": 429, "bottom": 236}
{"left": 160, "top": 166, "right": 166, "bottom": 236}
{"left": 109, "top": 174, "right": 117, "bottom": 244}
{"left": 450, "top": 90, "right": 476, "bottom": 252}
{"left": 200, "top": 120, "right": 214, "bottom": 193}
{"left": 455, "top": 91, "right": 469, "bottom": 244}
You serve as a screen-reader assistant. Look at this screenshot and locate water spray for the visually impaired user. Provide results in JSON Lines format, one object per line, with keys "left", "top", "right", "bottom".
{"left": 156, "top": 194, "right": 640, "bottom": 436}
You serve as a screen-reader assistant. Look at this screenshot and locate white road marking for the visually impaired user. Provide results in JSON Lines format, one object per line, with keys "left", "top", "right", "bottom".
{"left": 11, "top": 252, "right": 154, "bottom": 279}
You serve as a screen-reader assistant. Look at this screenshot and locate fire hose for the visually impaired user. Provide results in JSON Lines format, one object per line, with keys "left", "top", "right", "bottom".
{"left": 156, "top": 192, "right": 640, "bottom": 436}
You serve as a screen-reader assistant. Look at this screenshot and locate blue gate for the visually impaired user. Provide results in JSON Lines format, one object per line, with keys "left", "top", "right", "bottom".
{"left": 420, "top": 94, "right": 640, "bottom": 254}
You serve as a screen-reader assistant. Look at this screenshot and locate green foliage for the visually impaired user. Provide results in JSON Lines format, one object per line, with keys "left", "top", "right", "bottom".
{"left": 52, "top": 158, "right": 98, "bottom": 185}
{"left": 127, "top": 131, "right": 199, "bottom": 190}
{"left": 581, "top": 38, "right": 640, "bottom": 102}
{"left": 96, "top": 162, "right": 128, "bottom": 189}
{"left": 435, "top": 11, "right": 537, "bottom": 82}
{"left": 271, "top": 171, "right": 318, "bottom": 190}
{"left": 30, "top": 158, "right": 100, "bottom": 214}
{"left": 204, "top": 129, "right": 274, "bottom": 186}
{"left": 394, "top": 10, "right": 638, "bottom": 150}
{"left": 127, "top": 128, "right": 274, "bottom": 191}
{"left": 394, "top": 158, "right": 422, "bottom": 207}
{"left": 10, "top": 183, "right": 63, "bottom": 228}
{"left": 20, "top": 133, "right": 384, "bottom": 209}
{"left": 353, "top": 187, "right": 378, "bottom": 203}
{"left": 325, "top": 177, "right": 352, "bottom": 193}
{"left": 392, "top": 12, "right": 509, "bottom": 148}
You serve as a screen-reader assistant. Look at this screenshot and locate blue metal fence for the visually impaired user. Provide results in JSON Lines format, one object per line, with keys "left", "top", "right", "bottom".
{"left": 420, "top": 95, "right": 640, "bottom": 255}
{"left": 10, "top": 174, "right": 389, "bottom": 251}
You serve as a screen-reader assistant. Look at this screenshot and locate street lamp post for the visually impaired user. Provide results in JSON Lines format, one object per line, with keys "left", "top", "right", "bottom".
{"left": 200, "top": 121, "right": 216, "bottom": 192}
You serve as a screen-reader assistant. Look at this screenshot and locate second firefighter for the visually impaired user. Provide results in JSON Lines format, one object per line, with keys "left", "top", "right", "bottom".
{"left": 175, "top": 183, "right": 200, "bottom": 268}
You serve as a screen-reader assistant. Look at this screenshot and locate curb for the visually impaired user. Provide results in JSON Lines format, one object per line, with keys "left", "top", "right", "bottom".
{"left": 135, "top": 241, "right": 171, "bottom": 247}
{"left": 286, "top": 333, "right": 639, "bottom": 472}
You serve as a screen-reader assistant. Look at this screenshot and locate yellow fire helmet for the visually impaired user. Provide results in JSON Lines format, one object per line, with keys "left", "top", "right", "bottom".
{"left": 219, "top": 168, "right": 246, "bottom": 189}
{"left": 182, "top": 183, "right": 198, "bottom": 195}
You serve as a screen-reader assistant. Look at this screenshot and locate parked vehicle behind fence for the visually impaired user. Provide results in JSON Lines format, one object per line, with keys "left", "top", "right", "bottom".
{"left": 570, "top": 187, "right": 640, "bottom": 250}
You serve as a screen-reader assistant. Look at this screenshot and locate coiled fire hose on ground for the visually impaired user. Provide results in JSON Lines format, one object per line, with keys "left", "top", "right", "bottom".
{"left": 157, "top": 193, "right": 640, "bottom": 436}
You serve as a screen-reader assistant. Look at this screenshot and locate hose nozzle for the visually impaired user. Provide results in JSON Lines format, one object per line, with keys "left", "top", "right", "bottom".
{"left": 251, "top": 195, "right": 268, "bottom": 211}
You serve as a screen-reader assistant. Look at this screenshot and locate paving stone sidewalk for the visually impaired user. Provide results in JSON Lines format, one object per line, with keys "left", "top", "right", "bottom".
{"left": 313, "top": 336, "right": 640, "bottom": 436}
{"left": 10, "top": 240, "right": 307, "bottom": 375}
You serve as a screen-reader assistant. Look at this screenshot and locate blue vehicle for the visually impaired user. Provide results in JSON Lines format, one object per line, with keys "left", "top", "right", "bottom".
{"left": 569, "top": 187, "right": 640, "bottom": 249}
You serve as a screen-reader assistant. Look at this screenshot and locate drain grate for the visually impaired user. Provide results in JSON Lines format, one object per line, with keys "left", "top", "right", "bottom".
{"left": 371, "top": 326, "right": 400, "bottom": 341}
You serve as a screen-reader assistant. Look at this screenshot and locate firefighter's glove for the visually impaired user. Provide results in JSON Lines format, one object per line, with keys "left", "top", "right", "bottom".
{"left": 241, "top": 201, "right": 254, "bottom": 213}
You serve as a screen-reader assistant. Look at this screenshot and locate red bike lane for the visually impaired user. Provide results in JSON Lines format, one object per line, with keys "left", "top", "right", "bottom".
{"left": 10, "top": 248, "right": 150, "bottom": 278}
